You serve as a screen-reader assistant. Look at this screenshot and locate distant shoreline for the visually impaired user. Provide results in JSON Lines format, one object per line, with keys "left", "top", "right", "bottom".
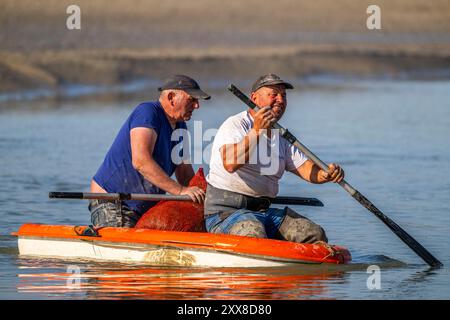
{"left": 2, "top": 43, "right": 450, "bottom": 99}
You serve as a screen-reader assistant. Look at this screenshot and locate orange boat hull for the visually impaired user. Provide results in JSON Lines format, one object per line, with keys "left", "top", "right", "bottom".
{"left": 13, "top": 223, "right": 351, "bottom": 267}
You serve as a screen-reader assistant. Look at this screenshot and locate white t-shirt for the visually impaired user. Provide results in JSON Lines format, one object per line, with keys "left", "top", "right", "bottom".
{"left": 206, "top": 111, "right": 308, "bottom": 198}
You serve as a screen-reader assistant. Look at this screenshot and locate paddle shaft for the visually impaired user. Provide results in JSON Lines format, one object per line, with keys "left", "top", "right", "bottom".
{"left": 49, "top": 192, "right": 324, "bottom": 207}
{"left": 228, "top": 84, "right": 443, "bottom": 268}
{"left": 50, "top": 192, "right": 190, "bottom": 201}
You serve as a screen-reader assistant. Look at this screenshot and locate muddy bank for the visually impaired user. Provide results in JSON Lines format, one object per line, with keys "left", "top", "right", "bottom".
{"left": 3, "top": 0, "right": 450, "bottom": 52}
{"left": 2, "top": 44, "right": 450, "bottom": 94}
{"left": 2, "top": 0, "right": 450, "bottom": 95}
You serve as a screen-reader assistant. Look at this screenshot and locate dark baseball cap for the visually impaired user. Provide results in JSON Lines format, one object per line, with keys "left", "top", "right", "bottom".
{"left": 158, "top": 75, "right": 211, "bottom": 100}
{"left": 251, "top": 74, "right": 294, "bottom": 92}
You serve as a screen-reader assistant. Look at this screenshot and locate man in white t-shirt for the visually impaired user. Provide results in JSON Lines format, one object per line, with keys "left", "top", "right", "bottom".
{"left": 204, "top": 74, "right": 345, "bottom": 243}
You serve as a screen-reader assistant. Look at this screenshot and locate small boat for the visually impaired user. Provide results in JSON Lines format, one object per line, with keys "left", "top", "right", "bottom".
{"left": 13, "top": 223, "right": 351, "bottom": 267}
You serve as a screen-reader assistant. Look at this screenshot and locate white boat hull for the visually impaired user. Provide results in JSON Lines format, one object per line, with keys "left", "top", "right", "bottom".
{"left": 18, "top": 237, "right": 294, "bottom": 267}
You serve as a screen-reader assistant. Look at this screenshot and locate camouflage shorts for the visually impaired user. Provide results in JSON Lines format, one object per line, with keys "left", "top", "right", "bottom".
{"left": 88, "top": 200, "right": 141, "bottom": 228}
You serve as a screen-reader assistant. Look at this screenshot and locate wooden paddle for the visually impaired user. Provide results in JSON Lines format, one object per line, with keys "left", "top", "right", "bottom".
{"left": 228, "top": 84, "right": 443, "bottom": 268}
{"left": 49, "top": 192, "right": 324, "bottom": 207}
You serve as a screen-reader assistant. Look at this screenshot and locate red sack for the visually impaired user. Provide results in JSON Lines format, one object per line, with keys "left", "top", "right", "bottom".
{"left": 135, "top": 168, "right": 206, "bottom": 232}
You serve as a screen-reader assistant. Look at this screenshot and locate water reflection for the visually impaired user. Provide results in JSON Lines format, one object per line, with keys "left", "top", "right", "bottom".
{"left": 16, "top": 258, "right": 350, "bottom": 299}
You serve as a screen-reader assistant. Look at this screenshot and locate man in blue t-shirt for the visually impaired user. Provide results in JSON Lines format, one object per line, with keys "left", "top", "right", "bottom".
{"left": 89, "top": 75, "right": 210, "bottom": 227}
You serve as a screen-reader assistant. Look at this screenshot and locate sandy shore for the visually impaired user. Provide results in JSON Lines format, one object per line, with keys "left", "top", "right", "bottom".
{"left": 1, "top": 0, "right": 450, "bottom": 94}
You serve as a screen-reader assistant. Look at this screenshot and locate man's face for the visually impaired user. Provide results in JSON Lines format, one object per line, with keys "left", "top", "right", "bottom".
{"left": 252, "top": 85, "right": 287, "bottom": 121}
{"left": 172, "top": 90, "right": 200, "bottom": 121}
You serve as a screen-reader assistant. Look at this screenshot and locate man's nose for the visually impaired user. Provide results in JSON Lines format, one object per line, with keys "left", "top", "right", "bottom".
{"left": 275, "top": 94, "right": 286, "bottom": 105}
{"left": 193, "top": 101, "right": 200, "bottom": 109}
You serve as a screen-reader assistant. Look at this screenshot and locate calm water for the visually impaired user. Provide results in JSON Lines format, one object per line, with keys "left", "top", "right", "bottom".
{"left": 0, "top": 78, "right": 449, "bottom": 299}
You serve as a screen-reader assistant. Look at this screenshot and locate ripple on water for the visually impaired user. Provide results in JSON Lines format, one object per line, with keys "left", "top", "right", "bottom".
{"left": 350, "top": 254, "right": 407, "bottom": 269}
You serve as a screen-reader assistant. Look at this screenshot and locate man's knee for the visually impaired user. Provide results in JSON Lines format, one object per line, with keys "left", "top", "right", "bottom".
{"left": 91, "top": 210, "right": 121, "bottom": 227}
{"left": 279, "top": 208, "right": 328, "bottom": 244}
{"left": 89, "top": 200, "right": 138, "bottom": 228}
{"left": 228, "top": 219, "right": 267, "bottom": 238}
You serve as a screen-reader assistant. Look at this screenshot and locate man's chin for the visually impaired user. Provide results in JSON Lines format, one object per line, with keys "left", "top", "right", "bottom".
{"left": 273, "top": 114, "right": 283, "bottom": 121}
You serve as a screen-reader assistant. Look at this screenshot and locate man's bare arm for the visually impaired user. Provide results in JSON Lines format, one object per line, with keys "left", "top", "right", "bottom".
{"left": 221, "top": 107, "right": 275, "bottom": 173}
{"left": 130, "top": 127, "right": 205, "bottom": 202}
{"left": 290, "top": 159, "right": 344, "bottom": 184}
{"left": 221, "top": 129, "right": 259, "bottom": 173}
{"left": 131, "top": 127, "right": 183, "bottom": 194}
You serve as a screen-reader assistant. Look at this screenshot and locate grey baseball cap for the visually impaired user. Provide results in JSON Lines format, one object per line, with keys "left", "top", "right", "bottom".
{"left": 251, "top": 74, "right": 294, "bottom": 92}
{"left": 158, "top": 75, "right": 211, "bottom": 100}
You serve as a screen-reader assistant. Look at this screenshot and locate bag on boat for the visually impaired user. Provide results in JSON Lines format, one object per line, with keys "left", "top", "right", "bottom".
{"left": 135, "top": 168, "right": 206, "bottom": 232}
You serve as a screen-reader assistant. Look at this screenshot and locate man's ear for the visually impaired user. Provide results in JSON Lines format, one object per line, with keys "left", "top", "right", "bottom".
{"left": 250, "top": 92, "right": 258, "bottom": 103}
{"left": 167, "top": 91, "right": 176, "bottom": 106}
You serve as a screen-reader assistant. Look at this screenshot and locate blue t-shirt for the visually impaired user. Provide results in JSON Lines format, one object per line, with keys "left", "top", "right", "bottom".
{"left": 93, "top": 101, "right": 187, "bottom": 215}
